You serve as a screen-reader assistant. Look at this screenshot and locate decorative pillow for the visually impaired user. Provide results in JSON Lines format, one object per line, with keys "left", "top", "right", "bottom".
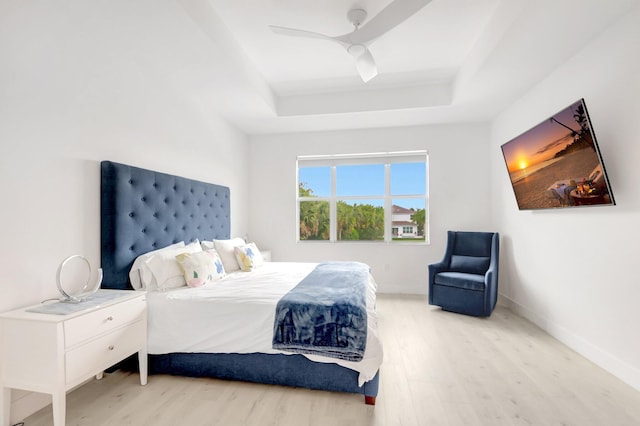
{"left": 200, "top": 240, "right": 215, "bottom": 251}
{"left": 213, "top": 238, "right": 246, "bottom": 272}
{"left": 450, "top": 255, "right": 490, "bottom": 275}
{"left": 144, "top": 240, "right": 202, "bottom": 291}
{"left": 129, "top": 241, "right": 185, "bottom": 290}
{"left": 233, "top": 242, "right": 264, "bottom": 272}
{"left": 176, "top": 249, "right": 226, "bottom": 288}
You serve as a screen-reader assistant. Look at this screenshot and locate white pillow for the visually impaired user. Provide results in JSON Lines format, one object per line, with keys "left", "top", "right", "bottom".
{"left": 176, "top": 249, "right": 226, "bottom": 287}
{"left": 200, "top": 240, "right": 215, "bottom": 251}
{"left": 129, "top": 242, "right": 185, "bottom": 290}
{"left": 234, "top": 242, "right": 264, "bottom": 272}
{"left": 144, "top": 240, "right": 202, "bottom": 291}
{"left": 213, "top": 238, "right": 245, "bottom": 272}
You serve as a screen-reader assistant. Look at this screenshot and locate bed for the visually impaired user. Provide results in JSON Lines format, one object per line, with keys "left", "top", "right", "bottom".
{"left": 100, "top": 160, "right": 381, "bottom": 404}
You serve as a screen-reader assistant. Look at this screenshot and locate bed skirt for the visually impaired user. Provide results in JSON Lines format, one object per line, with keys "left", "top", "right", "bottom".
{"left": 148, "top": 352, "right": 379, "bottom": 404}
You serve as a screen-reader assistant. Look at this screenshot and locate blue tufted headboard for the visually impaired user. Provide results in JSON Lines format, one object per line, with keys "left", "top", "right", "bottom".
{"left": 100, "top": 161, "right": 231, "bottom": 290}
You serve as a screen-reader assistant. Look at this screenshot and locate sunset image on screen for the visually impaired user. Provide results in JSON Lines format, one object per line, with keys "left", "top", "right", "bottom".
{"left": 500, "top": 99, "right": 614, "bottom": 210}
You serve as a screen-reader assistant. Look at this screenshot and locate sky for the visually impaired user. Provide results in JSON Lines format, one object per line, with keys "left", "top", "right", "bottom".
{"left": 299, "top": 162, "right": 427, "bottom": 210}
{"left": 501, "top": 99, "right": 588, "bottom": 173}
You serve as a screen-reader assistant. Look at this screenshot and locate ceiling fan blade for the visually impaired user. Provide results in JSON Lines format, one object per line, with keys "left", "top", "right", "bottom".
{"left": 269, "top": 25, "right": 338, "bottom": 42}
{"left": 337, "top": 0, "right": 433, "bottom": 45}
{"left": 349, "top": 45, "right": 378, "bottom": 82}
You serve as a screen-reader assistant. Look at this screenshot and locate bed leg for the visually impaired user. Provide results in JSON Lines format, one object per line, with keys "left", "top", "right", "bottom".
{"left": 365, "top": 395, "right": 376, "bottom": 405}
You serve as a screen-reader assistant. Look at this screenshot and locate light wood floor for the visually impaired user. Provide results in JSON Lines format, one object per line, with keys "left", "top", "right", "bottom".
{"left": 24, "top": 295, "right": 640, "bottom": 425}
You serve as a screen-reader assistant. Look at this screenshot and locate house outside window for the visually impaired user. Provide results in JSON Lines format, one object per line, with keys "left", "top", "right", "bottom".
{"left": 398, "top": 212, "right": 418, "bottom": 237}
{"left": 297, "top": 151, "right": 428, "bottom": 243}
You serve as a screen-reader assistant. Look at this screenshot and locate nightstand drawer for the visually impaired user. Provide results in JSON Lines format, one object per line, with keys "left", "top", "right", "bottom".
{"left": 64, "top": 296, "right": 146, "bottom": 348}
{"left": 65, "top": 319, "right": 145, "bottom": 385}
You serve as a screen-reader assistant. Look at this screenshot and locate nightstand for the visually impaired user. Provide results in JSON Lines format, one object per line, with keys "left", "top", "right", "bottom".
{"left": 0, "top": 290, "right": 147, "bottom": 426}
{"left": 261, "top": 250, "right": 272, "bottom": 262}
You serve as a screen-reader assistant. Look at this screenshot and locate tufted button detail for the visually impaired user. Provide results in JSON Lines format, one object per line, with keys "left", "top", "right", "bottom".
{"left": 129, "top": 212, "right": 135, "bottom": 217}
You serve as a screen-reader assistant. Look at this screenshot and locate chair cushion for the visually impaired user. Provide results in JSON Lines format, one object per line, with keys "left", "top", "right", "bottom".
{"left": 450, "top": 255, "right": 490, "bottom": 275}
{"left": 434, "top": 272, "right": 485, "bottom": 291}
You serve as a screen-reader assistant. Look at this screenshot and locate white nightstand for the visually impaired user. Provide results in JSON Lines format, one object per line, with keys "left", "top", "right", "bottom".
{"left": 0, "top": 290, "right": 147, "bottom": 426}
{"left": 261, "top": 250, "right": 272, "bottom": 262}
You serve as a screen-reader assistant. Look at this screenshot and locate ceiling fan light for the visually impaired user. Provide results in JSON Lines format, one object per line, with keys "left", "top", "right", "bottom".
{"left": 347, "top": 44, "right": 367, "bottom": 58}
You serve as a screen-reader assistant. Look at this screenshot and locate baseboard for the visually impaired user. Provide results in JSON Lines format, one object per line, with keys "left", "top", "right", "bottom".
{"left": 378, "top": 285, "right": 427, "bottom": 295}
{"left": 502, "top": 294, "right": 640, "bottom": 392}
{"left": 496, "top": 293, "right": 509, "bottom": 307}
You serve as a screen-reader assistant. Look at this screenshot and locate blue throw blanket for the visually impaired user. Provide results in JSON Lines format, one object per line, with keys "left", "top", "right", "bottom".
{"left": 272, "top": 262, "right": 369, "bottom": 362}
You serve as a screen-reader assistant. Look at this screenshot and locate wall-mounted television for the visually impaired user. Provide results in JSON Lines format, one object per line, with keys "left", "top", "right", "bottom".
{"left": 501, "top": 98, "right": 615, "bottom": 210}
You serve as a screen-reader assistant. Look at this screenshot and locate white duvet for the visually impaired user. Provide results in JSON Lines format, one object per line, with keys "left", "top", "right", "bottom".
{"left": 145, "top": 262, "right": 383, "bottom": 385}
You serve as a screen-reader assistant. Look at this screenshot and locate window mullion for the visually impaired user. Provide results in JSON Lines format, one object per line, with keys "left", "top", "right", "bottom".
{"left": 384, "top": 163, "right": 391, "bottom": 243}
{"left": 330, "top": 166, "right": 337, "bottom": 242}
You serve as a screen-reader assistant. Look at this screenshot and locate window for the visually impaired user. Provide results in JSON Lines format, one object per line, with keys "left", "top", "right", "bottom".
{"left": 297, "top": 151, "right": 428, "bottom": 243}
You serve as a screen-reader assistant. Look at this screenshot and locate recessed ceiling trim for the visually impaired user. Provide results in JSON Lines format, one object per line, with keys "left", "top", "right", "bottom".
{"left": 276, "top": 82, "right": 452, "bottom": 116}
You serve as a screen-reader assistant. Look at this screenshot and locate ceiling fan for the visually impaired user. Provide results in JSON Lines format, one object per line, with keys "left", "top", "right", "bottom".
{"left": 269, "top": 0, "right": 433, "bottom": 83}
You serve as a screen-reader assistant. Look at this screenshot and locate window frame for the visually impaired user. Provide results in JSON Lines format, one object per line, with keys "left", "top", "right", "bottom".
{"left": 296, "top": 151, "right": 429, "bottom": 244}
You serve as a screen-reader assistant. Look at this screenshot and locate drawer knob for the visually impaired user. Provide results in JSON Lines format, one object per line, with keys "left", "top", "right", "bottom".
{"left": 106, "top": 316, "right": 114, "bottom": 321}
{"left": 108, "top": 345, "right": 115, "bottom": 351}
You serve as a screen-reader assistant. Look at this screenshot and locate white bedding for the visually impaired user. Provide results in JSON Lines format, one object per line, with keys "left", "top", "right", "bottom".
{"left": 146, "top": 262, "right": 383, "bottom": 385}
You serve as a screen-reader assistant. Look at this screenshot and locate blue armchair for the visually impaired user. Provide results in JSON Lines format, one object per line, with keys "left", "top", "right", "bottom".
{"left": 428, "top": 231, "right": 499, "bottom": 317}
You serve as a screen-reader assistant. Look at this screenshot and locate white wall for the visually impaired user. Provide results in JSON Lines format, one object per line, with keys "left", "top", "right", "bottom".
{"left": 249, "top": 123, "right": 492, "bottom": 294}
{"left": 0, "top": 1, "right": 249, "bottom": 421}
{"left": 490, "top": 4, "right": 640, "bottom": 390}
{"left": 4, "top": 1, "right": 638, "bottom": 423}
{"left": 0, "top": 0, "right": 250, "bottom": 311}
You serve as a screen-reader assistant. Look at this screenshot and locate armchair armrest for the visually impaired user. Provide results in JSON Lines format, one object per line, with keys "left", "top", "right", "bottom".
{"left": 428, "top": 261, "right": 448, "bottom": 274}
{"left": 483, "top": 233, "right": 500, "bottom": 313}
{"left": 428, "top": 261, "right": 448, "bottom": 282}
{"left": 484, "top": 267, "right": 497, "bottom": 287}
{"left": 428, "top": 261, "right": 448, "bottom": 304}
